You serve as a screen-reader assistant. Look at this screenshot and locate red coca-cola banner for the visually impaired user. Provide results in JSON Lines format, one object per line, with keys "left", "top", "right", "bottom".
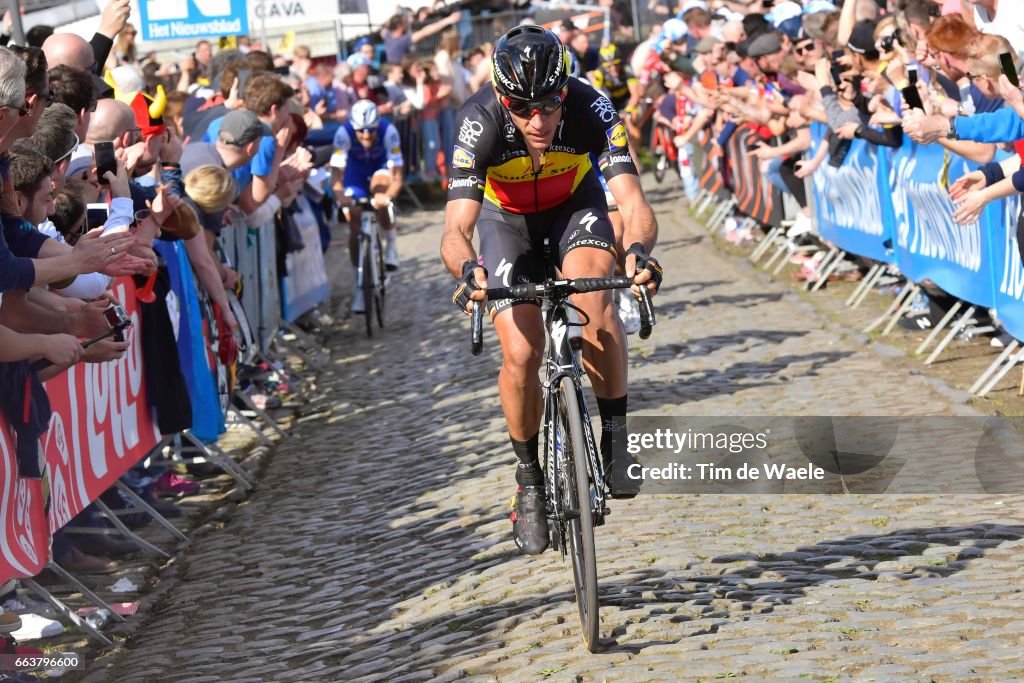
{"left": 0, "top": 423, "right": 49, "bottom": 580}
{"left": 0, "top": 277, "right": 160, "bottom": 582}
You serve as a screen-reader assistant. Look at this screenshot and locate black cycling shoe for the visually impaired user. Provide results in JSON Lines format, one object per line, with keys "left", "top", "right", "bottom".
{"left": 605, "top": 453, "right": 642, "bottom": 499}
{"left": 510, "top": 485, "right": 549, "bottom": 555}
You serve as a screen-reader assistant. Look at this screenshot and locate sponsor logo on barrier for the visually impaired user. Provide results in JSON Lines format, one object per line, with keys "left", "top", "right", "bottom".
{"left": 893, "top": 154, "right": 981, "bottom": 271}
{"left": 998, "top": 199, "right": 1024, "bottom": 301}
{"left": 453, "top": 146, "right": 475, "bottom": 170}
{"left": 448, "top": 175, "right": 479, "bottom": 190}
{"left": 815, "top": 148, "right": 884, "bottom": 236}
{"left": 590, "top": 96, "right": 616, "bottom": 123}
{"left": 606, "top": 122, "right": 627, "bottom": 149}
{"left": 458, "top": 117, "right": 484, "bottom": 147}
{"left": 14, "top": 477, "right": 38, "bottom": 566}
{"left": 41, "top": 277, "right": 160, "bottom": 531}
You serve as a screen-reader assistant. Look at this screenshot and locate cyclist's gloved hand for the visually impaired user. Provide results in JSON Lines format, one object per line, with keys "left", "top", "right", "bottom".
{"left": 626, "top": 242, "right": 663, "bottom": 294}
{"left": 453, "top": 259, "right": 488, "bottom": 314}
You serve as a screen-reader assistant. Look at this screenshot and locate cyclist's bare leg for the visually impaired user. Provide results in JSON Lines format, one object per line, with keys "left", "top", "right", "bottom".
{"left": 346, "top": 205, "right": 362, "bottom": 267}
{"left": 608, "top": 207, "right": 625, "bottom": 273}
{"left": 370, "top": 173, "right": 395, "bottom": 232}
{"left": 492, "top": 305, "right": 546, "bottom": 440}
{"left": 560, "top": 247, "right": 627, "bottom": 399}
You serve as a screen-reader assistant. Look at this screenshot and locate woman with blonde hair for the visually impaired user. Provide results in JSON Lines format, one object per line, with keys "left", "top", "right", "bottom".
{"left": 113, "top": 23, "right": 138, "bottom": 65}
{"left": 183, "top": 164, "right": 240, "bottom": 332}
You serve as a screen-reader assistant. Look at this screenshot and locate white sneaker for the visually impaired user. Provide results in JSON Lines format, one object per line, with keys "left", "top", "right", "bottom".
{"left": 10, "top": 612, "right": 63, "bottom": 641}
{"left": 384, "top": 237, "right": 400, "bottom": 272}
{"left": 617, "top": 290, "right": 642, "bottom": 335}
{"left": 351, "top": 288, "right": 366, "bottom": 315}
{"left": 789, "top": 212, "right": 812, "bottom": 238}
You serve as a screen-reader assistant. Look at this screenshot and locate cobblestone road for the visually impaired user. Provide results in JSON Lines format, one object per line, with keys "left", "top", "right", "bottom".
{"left": 81, "top": 182, "right": 1024, "bottom": 682}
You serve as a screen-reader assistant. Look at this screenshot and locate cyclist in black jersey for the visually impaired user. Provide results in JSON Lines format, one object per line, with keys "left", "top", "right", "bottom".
{"left": 441, "top": 26, "right": 663, "bottom": 556}
{"left": 591, "top": 44, "right": 641, "bottom": 113}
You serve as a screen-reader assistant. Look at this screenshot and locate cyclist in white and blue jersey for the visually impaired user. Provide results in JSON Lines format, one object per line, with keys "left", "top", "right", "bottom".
{"left": 330, "top": 100, "right": 404, "bottom": 314}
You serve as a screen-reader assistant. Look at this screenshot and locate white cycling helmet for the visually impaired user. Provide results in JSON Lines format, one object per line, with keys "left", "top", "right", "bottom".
{"left": 662, "top": 19, "right": 688, "bottom": 43}
{"left": 350, "top": 99, "right": 380, "bottom": 131}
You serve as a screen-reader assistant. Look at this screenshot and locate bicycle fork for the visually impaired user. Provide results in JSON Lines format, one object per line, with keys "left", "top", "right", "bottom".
{"left": 356, "top": 218, "right": 379, "bottom": 291}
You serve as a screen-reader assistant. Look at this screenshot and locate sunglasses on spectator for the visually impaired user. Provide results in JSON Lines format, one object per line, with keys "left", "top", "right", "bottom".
{"left": 502, "top": 89, "right": 567, "bottom": 117}
{"left": 794, "top": 42, "right": 814, "bottom": 55}
{"left": 24, "top": 90, "right": 55, "bottom": 114}
{"left": 53, "top": 133, "right": 80, "bottom": 165}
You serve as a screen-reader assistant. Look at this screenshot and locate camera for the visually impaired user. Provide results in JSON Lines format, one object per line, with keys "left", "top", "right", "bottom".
{"left": 103, "top": 304, "right": 131, "bottom": 343}
{"left": 879, "top": 34, "right": 895, "bottom": 52}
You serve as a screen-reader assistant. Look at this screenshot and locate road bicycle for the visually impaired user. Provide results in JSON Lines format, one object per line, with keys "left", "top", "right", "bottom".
{"left": 469, "top": 241, "right": 656, "bottom": 651}
{"left": 650, "top": 122, "right": 679, "bottom": 184}
{"left": 352, "top": 196, "right": 390, "bottom": 337}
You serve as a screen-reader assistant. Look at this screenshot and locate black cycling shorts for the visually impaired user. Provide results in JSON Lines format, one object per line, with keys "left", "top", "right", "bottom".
{"left": 478, "top": 178, "right": 616, "bottom": 316}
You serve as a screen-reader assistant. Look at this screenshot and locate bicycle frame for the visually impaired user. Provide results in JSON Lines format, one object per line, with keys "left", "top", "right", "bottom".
{"left": 542, "top": 297, "right": 607, "bottom": 547}
{"left": 355, "top": 210, "right": 381, "bottom": 295}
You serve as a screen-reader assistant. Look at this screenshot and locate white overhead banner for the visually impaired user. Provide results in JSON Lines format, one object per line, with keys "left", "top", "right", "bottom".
{"left": 248, "top": 0, "right": 340, "bottom": 30}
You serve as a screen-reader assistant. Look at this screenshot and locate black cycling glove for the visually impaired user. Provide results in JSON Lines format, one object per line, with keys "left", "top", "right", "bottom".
{"left": 626, "top": 243, "right": 663, "bottom": 293}
{"left": 453, "top": 260, "right": 487, "bottom": 314}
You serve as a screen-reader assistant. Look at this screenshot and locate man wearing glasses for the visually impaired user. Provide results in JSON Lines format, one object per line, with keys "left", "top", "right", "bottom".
{"left": 440, "top": 26, "right": 662, "bottom": 555}
{"left": 330, "top": 99, "right": 404, "bottom": 315}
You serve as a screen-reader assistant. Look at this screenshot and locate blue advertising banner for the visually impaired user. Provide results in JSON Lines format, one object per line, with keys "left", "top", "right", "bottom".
{"left": 807, "top": 123, "right": 896, "bottom": 263}
{"left": 281, "top": 196, "right": 330, "bottom": 323}
{"left": 138, "top": 0, "right": 249, "bottom": 42}
{"left": 989, "top": 194, "right": 1024, "bottom": 340}
{"left": 155, "top": 240, "right": 226, "bottom": 443}
{"left": 890, "top": 140, "right": 994, "bottom": 309}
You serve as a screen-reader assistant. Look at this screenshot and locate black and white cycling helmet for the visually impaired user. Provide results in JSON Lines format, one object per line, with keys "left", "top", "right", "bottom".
{"left": 491, "top": 25, "right": 570, "bottom": 101}
{"left": 350, "top": 99, "right": 380, "bottom": 131}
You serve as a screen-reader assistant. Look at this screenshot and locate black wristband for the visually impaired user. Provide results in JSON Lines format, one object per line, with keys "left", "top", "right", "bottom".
{"left": 461, "top": 259, "right": 481, "bottom": 280}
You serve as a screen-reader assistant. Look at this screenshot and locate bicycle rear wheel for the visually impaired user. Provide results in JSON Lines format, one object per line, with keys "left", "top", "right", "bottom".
{"left": 557, "top": 380, "right": 600, "bottom": 651}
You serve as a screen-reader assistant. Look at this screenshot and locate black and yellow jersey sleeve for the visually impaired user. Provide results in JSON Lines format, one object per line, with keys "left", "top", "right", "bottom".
{"left": 446, "top": 79, "right": 637, "bottom": 215}
{"left": 447, "top": 97, "right": 498, "bottom": 203}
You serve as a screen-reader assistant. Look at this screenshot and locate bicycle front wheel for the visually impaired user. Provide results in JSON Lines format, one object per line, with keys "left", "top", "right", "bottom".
{"left": 557, "top": 380, "right": 600, "bottom": 651}
{"left": 360, "top": 238, "right": 374, "bottom": 337}
{"left": 374, "top": 236, "right": 386, "bottom": 329}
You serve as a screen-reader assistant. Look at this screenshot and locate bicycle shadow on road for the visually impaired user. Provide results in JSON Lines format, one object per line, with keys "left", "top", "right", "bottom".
{"left": 593, "top": 522, "right": 1024, "bottom": 654}
{"left": 630, "top": 350, "right": 855, "bottom": 406}
{"left": 636, "top": 329, "right": 810, "bottom": 363}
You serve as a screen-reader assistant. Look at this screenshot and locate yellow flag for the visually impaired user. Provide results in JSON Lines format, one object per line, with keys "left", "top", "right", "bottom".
{"left": 219, "top": 36, "right": 238, "bottom": 50}
{"left": 278, "top": 31, "right": 296, "bottom": 54}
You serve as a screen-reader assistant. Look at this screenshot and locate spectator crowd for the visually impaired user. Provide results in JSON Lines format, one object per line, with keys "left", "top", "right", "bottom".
{"left": 3, "top": 0, "right": 1024, "bottom": 670}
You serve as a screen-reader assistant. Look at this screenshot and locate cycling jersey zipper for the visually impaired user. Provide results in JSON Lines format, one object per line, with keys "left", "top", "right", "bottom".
{"left": 533, "top": 149, "right": 547, "bottom": 213}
